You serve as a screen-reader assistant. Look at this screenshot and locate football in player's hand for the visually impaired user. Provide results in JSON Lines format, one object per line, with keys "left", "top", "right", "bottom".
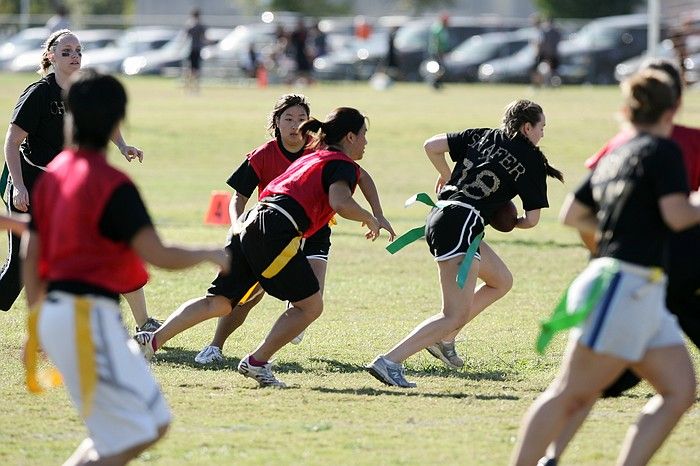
{"left": 490, "top": 201, "right": 518, "bottom": 232}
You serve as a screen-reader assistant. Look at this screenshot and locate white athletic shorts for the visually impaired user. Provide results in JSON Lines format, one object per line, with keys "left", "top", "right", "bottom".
{"left": 568, "top": 258, "right": 684, "bottom": 361}
{"left": 38, "top": 291, "right": 171, "bottom": 456}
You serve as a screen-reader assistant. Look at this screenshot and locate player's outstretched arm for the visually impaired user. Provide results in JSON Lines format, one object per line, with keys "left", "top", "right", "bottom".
{"left": 131, "top": 226, "right": 229, "bottom": 272}
{"left": 515, "top": 208, "right": 541, "bottom": 229}
{"left": 0, "top": 214, "right": 27, "bottom": 236}
{"left": 328, "top": 181, "right": 380, "bottom": 240}
{"left": 111, "top": 127, "right": 144, "bottom": 163}
{"left": 357, "top": 167, "right": 396, "bottom": 240}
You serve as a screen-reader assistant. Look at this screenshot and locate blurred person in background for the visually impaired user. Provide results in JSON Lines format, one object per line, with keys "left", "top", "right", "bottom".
{"left": 531, "top": 17, "right": 562, "bottom": 87}
{"left": 184, "top": 8, "right": 207, "bottom": 93}
{"left": 45, "top": 4, "right": 71, "bottom": 34}
{"left": 310, "top": 21, "right": 328, "bottom": 59}
{"left": 290, "top": 18, "right": 312, "bottom": 85}
{"left": 428, "top": 14, "right": 450, "bottom": 89}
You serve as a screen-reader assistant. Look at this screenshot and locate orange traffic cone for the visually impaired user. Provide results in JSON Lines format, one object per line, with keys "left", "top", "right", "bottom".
{"left": 204, "top": 191, "right": 231, "bottom": 225}
{"left": 256, "top": 65, "right": 268, "bottom": 88}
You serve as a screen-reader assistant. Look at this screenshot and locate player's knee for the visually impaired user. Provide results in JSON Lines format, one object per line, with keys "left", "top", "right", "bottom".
{"left": 664, "top": 377, "right": 697, "bottom": 414}
{"left": 499, "top": 268, "right": 513, "bottom": 295}
{"left": 207, "top": 296, "right": 233, "bottom": 318}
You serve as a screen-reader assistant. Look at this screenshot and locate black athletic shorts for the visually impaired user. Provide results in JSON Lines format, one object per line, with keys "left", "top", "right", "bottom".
{"left": 207, "top": 204, "right": 320, "bottom": 304}
{"left": 189, "top": 50, "right": 202, "bottom": 71}
{"left": 425, "top": 202, "right": 484, "bottom": 261}
{"left": 303, "top": 224, "right": 331, "bottom": 260}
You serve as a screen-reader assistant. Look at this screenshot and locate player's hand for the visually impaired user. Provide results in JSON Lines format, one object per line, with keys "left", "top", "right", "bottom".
{"left": 375, "top": 214, "right": 396, "bottom": 241}
{"left": 12, "top": 184, "right": 29, "bottom": 212}
{"left": 362, "top": 216, "right": 381, "bottom": 241}
{"left": 690, "top": 190, "right": 700, "bottom": 207}
{"left": 120, "top": 144, "right": 144, "bottom": 163}
{"left": 434, "top": 175, "right": 447, "bottom": 194}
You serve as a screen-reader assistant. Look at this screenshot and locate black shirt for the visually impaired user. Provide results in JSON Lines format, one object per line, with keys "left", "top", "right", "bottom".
{"left": 445, "top": 128, "right": 549, "bottom": 223}
{"left": 11, "top": 73, "right": 65, "bottom": 192}
{"left": 29, "top": 182, "right": 152, "bottom": 244}
{"left": 574, "top": 134, "right": 688, "bottom": 267}
{"left": 227, "top": 136, "right": 306, "bottom": 198}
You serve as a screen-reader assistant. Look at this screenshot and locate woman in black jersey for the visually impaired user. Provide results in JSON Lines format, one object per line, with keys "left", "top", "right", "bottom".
{"left": 367, "top": 99, "right": 563, "bottom": 388}
{"left": 1, "top": 29, "right": 158, "bottom": 331}
{"left": 511, "top": 71, "right": 698, "bottom": 465}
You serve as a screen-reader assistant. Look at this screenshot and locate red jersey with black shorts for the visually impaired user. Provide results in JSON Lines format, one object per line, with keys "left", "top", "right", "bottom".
{"left": 209, "top": 150, "right": 358, "bottom": 304}
{"left": 227, "top": 137, "right": 331, "bottom": 260}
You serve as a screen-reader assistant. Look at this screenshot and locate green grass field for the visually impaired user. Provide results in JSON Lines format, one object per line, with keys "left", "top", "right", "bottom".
{"left": 0, "top": 73, "right": 698, "bottom": 465}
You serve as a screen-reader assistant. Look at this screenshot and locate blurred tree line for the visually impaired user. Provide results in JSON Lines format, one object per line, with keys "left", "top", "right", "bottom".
{"left": 0, "top": 0, "right": 134, "bottom": 15}
{"left": 534, "top": 0, "right": 643, "bottom": 18}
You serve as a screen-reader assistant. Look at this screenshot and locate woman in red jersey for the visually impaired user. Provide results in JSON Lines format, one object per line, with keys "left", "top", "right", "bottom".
{"left": 136, "top": 107, "right": 392, "bottom": 388}
{"left": 193, "top": 94, "right": 395, "bottom": 364}
{"left": 23, "top": 70, "right": 228, "bottom": 466}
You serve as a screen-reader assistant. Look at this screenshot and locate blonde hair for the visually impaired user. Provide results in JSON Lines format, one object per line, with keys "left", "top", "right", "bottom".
{"left": 38, "top": 29, "right": 74, "bottom": 76}
{"left": 621, "top": 69, "right": 677, "bottom": 125}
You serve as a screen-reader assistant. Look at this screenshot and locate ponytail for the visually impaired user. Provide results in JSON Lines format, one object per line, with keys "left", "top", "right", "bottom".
{"left": 540, "top": 149, "right": 564, "bottom": 182}
{"left": 300, "top": 108, "right": 365, "bottom": 151}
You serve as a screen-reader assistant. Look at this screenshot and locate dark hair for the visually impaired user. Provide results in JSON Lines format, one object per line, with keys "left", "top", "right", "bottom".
{"left": 65, "top": 69, "right": 127, "bottom": 149}
{"left": 622, "top": 69, "right": 677, "bottom": 126}
{"left": 642, "top": 58, "right": 683, "bottom": 101}
{"left": 501, "top": 99, "right": 563, "bottom": 183}
{"left": 39, "top": 29, "right": 75, "bottom": 75}
{"left": 266, "top": 94, "right": 310, "bottom": 136}
{"left": 298, "top": 107, "right": 366, "bottom": 150}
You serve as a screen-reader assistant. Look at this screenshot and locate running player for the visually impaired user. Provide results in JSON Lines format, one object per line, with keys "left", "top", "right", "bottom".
{"left": 194, "top": 94, "right": 394, "bottom": 364}
{"left": 367, "top": 99, "right": 564, "bottom": 387}
{"left": 511, "top": 69, "right": 697, "bottom": 466}
{"left": 539, "top": 60, "right": 700, "bottom": 466}
{"left": 135, "top": 107, "right": 392, "bottom": 388}
{"left": 2, "top": 29, "right": 160, "bottom": 331}
{"left": 22, "top": 69, "right": 228, "bottom": 465}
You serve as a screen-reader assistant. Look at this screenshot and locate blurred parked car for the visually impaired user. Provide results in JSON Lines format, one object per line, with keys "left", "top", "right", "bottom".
{"left": 393, "top": 16, "right": 526, "bottom": 81}
{"left": 9, "top": 29, "right": 121, "bottom": 72}
{"left": 82, "top": 26, "right": 178, "bottom": 73}
{"left": 615, "top": 36, "right": 700, "bottom": 82}
{"left": 312, "top": 16, "right": 409, "bottom": 81}
{"left": 420, "top": 28, "right": 537, "bottom": 82}
{"left": 122, "top": 27, "right": 231, "bottom": 76}
{"left": 313, "top": 30, "right": 389, "bottom": 80}
{"left": 200, "top": 23, "right": 280, "bottom": 79}
{"left": 479, "top": 14, "right": 660, "bottom": 84}
{"left": 0, "top": 27, "right": 49, "bottom": 69}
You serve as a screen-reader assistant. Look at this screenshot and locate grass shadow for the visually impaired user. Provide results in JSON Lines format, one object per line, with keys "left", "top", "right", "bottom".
{"left": 155, "top": 347, "right": 304, "bottom": 374}
{"left": 310, "top": 386, "right": 519, "bottom": 400}
{"left": 310, "top": 357, "right": 509, "bottom": 382}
